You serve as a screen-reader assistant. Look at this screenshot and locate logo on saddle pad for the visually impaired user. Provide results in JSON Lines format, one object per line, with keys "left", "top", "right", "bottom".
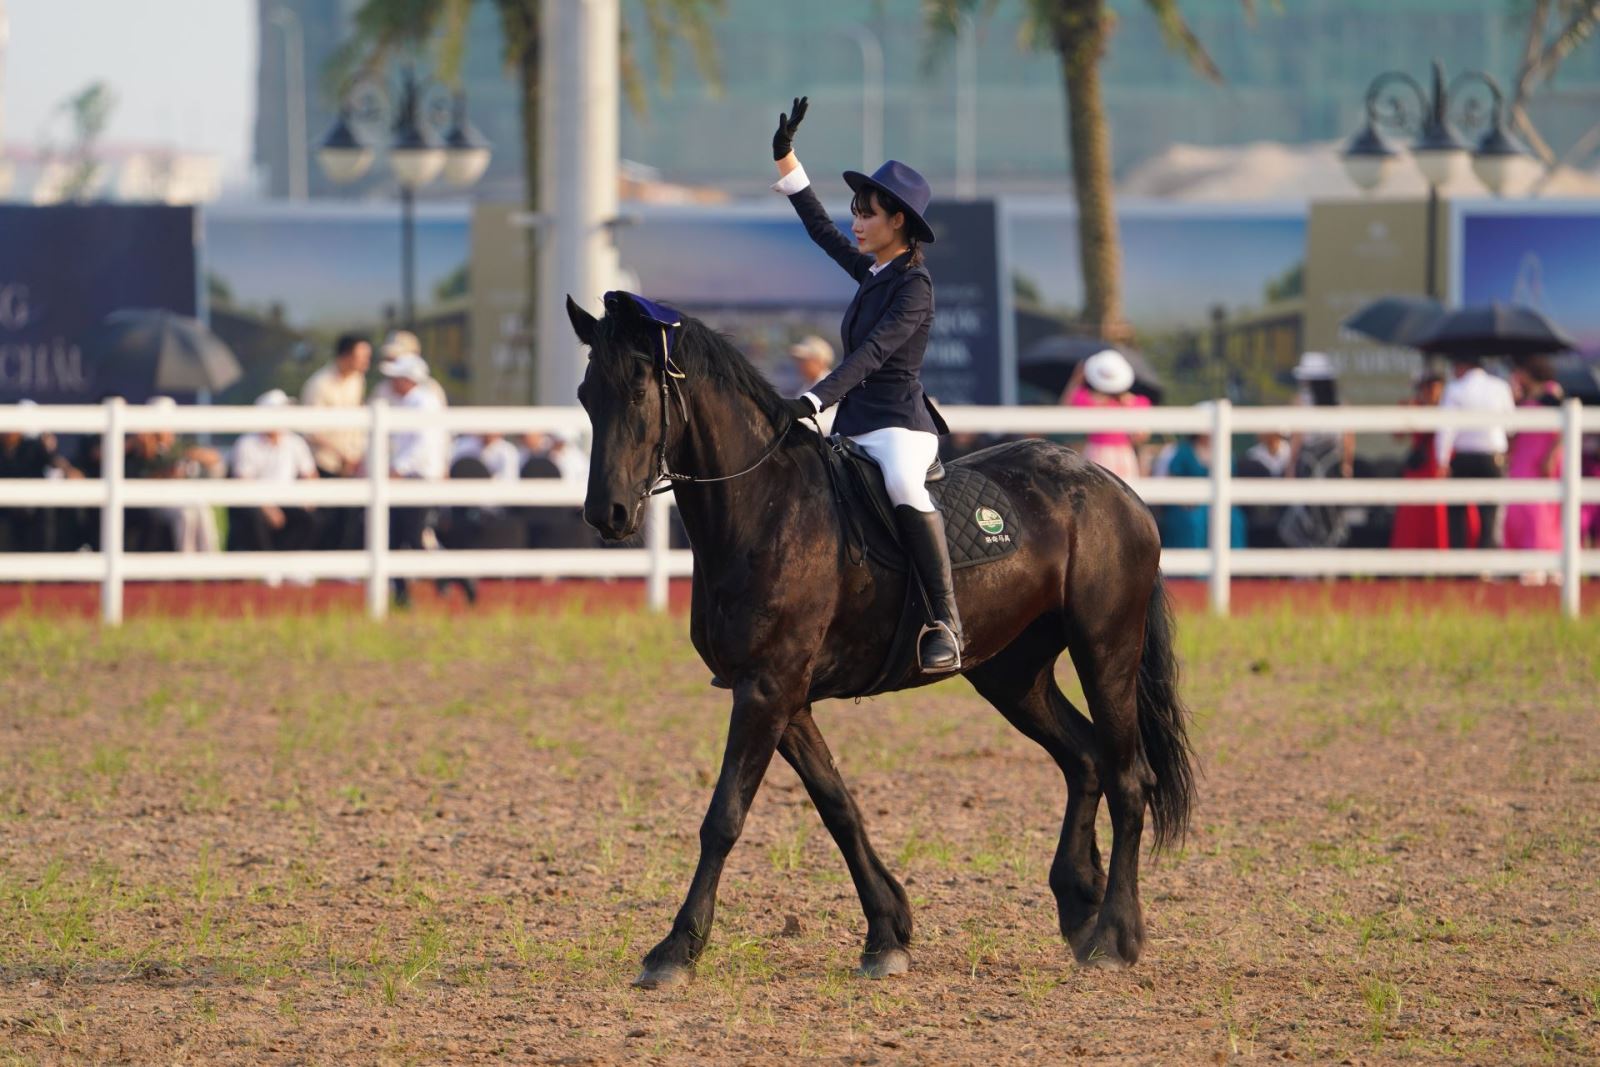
{"left": 974, "top": 506, "right": 1010, "bottom": 543}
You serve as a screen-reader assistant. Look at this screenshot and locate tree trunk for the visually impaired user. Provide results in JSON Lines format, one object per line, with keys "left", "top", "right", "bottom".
{"left": 1053, "top": 0, "right": 1126, "bottom": 340}
{"left": 498, "top": 0, "right": 542, "bottom": 401}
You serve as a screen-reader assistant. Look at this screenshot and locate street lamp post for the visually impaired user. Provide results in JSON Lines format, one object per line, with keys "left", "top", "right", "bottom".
{"left": 1341, "top": 59, "right": 1533, "bottom": 300}
{"left": 313, "top": 67, "right": 491, "bottom": 329}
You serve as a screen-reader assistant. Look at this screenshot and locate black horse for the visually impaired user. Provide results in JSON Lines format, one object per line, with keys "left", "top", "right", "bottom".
{"left": 567, "top": 293, "right": 1195, "bottom": 986}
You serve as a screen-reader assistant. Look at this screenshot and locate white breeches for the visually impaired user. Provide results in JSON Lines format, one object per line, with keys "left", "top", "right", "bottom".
{"left": 849, "top": 427, "right": 939, "bottom": 512}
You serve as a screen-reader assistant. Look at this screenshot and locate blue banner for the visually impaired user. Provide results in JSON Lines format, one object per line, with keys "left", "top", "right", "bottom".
{"left": 922, "top": 200, "right": 1005, "bottom": 405}
{"left": 0, "top": 205, "right": 196, "bottom": 403}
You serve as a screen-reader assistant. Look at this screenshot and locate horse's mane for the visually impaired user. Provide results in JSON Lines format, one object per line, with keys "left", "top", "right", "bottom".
{"left": 594, "top": 306, "right": 787, "bottom": 426}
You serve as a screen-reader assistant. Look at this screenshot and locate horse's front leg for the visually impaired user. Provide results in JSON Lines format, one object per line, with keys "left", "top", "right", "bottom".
{"left": 634, "top": 679, "right": 798, "bottom": 988}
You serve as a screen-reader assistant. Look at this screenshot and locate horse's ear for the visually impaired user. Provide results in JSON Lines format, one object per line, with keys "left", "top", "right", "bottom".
{"left": 566, "top": 295, "right": 598, "bottom": 348}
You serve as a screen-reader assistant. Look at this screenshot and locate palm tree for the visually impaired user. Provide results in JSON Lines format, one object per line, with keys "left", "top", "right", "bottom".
{"left": 337, "top": 0, "right": 724, "bottom": 370}
{"left": 1507, "top": 0, "right": 1600, "bottom": 171}
{"left": 927, "top": 0, "right": 1257, "bottom": 340}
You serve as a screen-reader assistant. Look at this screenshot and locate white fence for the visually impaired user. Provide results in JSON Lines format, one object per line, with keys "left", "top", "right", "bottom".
{"left": 0, "top": 399, "right": 1596, "bottom": 622}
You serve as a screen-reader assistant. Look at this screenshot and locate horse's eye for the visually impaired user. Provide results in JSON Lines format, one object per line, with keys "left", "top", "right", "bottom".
{"left": 631, "top": 388, "right": 648, "bottom": 405}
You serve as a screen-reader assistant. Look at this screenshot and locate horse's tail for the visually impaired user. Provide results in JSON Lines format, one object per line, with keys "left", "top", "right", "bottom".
{"left": 1137, "top": 571, "right": 1197, "bottom": 853}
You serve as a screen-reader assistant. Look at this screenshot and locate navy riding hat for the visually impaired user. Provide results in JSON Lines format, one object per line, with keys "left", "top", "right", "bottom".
{"left": 842, "top": 160, "right": 936, "bottom": 244}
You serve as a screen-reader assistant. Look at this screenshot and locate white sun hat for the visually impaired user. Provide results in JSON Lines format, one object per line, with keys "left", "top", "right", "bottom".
{"left": 255, "top": 388, "right": 291, "bottom": 407}
{"left": 1083, "top": 349, "right": 1136, "bottom": 395}
{"left": 379, "top": 329, "right": 422, "bottom": 360}
{"left": 379, "top": 354, "right": 430, "bottom": 383}
{"left": 1291, "top": 351, "right": 1337, "bottom": 381}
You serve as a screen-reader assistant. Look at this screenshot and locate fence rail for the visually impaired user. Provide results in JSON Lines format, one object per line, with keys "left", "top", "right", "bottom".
{"left": 1, "top": 399, "right": 1595, "bottom": 622}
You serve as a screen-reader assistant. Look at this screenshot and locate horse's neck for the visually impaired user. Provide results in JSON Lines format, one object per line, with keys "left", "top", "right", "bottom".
{"left": 670, "top": 385, "right": 792, "bottom": 557}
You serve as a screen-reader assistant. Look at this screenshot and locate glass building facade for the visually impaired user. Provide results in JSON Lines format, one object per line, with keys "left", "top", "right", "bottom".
{"left": 254, "top": 0, "right": 1600, "bottom": 200}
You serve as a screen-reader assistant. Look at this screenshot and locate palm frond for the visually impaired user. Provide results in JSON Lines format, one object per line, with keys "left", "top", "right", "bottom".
{"left": 1529, "top": 0, "right": 1600, "bottom": 83}
{"left": 626, "top": 0, "right": 726, "bottom": 114}
{"left": 435, "top": 0, "right": 477, "bottom": 87}
{"left": 1016, "top": 0, "right": 1056, "bottom": 52}
{"left": 329, "top": 0, "right": 450, "bottom": 102}
{"left": 921, "top": 0, "right": 1000, "bottom": 72}
{"left": 1143, "top": 0, "right": 1223, "bottom": 83}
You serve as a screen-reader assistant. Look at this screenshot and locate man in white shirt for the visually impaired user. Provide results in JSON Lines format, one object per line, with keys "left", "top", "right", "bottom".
{"left": 1434, "top": 356, "right": 1515, "bottom": 549}
{"left": 371, "top": 330, "right": 450, "bottom": 408}
{"left": 227, "top": 390, "right": 321, "bottom": 567}
{"left": 300, "top": 332, "right": 371, "bottom": 550}
{"left": 784, "top": 334, "right": 837, "bottom": 436}
{"left": 381, "top": 354, "right": 447, "bottom": 606}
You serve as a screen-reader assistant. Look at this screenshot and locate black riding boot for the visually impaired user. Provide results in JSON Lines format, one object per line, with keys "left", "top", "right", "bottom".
{"left": 894, "top": 504, "right": 963, "bottom": 673}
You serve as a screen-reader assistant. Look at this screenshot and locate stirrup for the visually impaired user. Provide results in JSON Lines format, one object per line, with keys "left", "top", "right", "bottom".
{"left": 916, "top": 620, "right": 962, "bottom": 673}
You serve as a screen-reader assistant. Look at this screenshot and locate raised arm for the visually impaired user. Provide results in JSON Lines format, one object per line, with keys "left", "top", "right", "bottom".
{"left": 809, "top": 273, "right": 933, "bottom": 410}
{"left": 771, "top": 96, "right": 871, "bottom": 282}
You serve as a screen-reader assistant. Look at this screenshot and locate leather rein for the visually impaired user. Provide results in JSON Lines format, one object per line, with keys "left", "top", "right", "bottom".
{"left": 638, "top": 323, "right": 797, "bottom": 501}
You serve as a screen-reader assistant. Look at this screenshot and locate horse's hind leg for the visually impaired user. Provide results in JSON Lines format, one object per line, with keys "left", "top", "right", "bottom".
{"left": 778, "top": 707, "right": 913, "bottom": 978}
{"left": 1066, "top": 610, "right": 1152, "bottom": 969}
{"left": 964, "top": 632, "right": 1106, "bottom": 952}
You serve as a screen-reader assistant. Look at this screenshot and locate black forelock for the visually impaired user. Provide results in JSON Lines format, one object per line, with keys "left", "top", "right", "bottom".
{"left": 591, "top": 304, "right": 786, "bottom": 423}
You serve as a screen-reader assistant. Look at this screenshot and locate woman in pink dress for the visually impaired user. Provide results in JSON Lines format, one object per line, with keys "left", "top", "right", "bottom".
{"left": 1062, "top": 349, "right": 1150, "bottom": 482}
{"left": 1501, "top": 358, "right": 1564, "bottom": 563}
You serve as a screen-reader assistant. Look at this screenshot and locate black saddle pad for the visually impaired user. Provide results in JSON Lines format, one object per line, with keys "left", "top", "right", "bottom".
{"left": 832, "top": 436, "right": 1020, "bottom": 571}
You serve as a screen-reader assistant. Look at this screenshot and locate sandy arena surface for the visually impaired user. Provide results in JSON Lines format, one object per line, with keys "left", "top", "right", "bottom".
{"left": 0, "top": 601, "right": 1596, "bottom": 1064}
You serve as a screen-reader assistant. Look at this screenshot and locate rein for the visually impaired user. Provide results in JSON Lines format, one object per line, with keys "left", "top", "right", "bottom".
{"left": 639, "top": 322, "right": 797, "bottom": 500}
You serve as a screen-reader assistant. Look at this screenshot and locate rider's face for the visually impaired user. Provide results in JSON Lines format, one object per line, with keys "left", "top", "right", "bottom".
{"left": 851, "top": 191, "right": 906, "bottom": 260}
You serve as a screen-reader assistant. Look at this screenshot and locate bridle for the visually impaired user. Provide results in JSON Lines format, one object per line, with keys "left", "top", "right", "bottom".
{"left": 630, "top": 318, "right": 798, "bottom": 503}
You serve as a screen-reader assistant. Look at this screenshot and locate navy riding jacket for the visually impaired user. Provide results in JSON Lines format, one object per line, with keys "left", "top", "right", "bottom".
{"left": 786, "top": 185, "right": 949, "bottom": 438}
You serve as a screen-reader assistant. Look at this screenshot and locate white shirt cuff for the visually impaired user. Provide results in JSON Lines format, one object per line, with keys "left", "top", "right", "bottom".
{"left": 771, "top": 163, "right": 810, "bottom": 196}
{"left": 802, "top": 392, "right": 822, "bottom": 413}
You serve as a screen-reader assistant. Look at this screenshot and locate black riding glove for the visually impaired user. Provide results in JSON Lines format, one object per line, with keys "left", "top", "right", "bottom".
{"left": 772, "top": 96, "right": 808, "bottom": 161}
{"left": 781, "top": 396, "right": 818, "bottom": 423}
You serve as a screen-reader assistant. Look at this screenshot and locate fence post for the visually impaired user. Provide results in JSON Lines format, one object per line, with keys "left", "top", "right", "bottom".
{"left": 645, "top": 493, "right": 670, "bottom": 612}
{"left": 1208, "top": 399, "right": 1233, "bottom": 617}
{"left": 1560, "top": 397, "right": 1582, "bottom": 620}
{"left": 100, "top": 398, "right": 126, "bottom": 625}
{"left": 366, "top": 400, "right": 391, "bottom": 621}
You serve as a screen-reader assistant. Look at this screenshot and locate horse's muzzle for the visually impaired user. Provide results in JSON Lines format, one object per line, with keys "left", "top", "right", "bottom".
{"left": 584, "top": 500, "right": 637, "bottom": 541}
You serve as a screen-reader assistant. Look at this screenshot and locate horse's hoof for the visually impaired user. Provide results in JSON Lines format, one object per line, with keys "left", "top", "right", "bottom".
{"left": 855, "top": 948, "right": 911, "bottom": 979}
{"left": 1064, "top": 918, "right": 1099, "bottom": 955}
{"left": 1074, "top": 928, "right": 1138, "bottom": 970}
{"left": 1076, "top": 946, "right": 1131, "bottom": 971}
{"left": 633, "top": 963, "right": 693, "bottom": 989}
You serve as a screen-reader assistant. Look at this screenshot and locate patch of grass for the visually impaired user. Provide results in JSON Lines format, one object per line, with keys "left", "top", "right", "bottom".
{"left": 1360, "top": 977, "right": 1402, "bottom": 1045}
{"left": 768, "top": 822, "right": 811, "bottom": 873}
{"left": 897, "top": 826, "right": 955, "bottom": 869}
{"left": 960, "top": 919, "right": 1002, "bottom": 978}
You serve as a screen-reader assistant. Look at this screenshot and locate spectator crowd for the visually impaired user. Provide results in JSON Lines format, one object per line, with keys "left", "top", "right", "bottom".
{"left": 1037, "top": 347, "right": 1596, "bottom": 579}
{"left": 2, "top": 337, "right": 1596, "bottom": 595}
{"left": 0, "top": 330, "right": 593, "bottom": 601}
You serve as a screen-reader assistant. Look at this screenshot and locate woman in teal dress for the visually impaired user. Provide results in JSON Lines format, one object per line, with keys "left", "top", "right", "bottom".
{"left": 1158, "top": 434, "right": 1246, "bottom": 549}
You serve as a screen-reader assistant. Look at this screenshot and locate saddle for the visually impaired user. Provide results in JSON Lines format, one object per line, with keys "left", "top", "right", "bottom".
{"left": 822, "top": 434, "right": 1019, "bottom": 574}
{"left": 816, "top": 434, "right": 1021, "bottom": 697}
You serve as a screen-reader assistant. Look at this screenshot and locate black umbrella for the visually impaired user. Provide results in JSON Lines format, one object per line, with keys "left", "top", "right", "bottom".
{"left": 1411, "top": 302, "right": 1575, "bottom": 359}
{"left": 1018, "top": 335, "right": 1165, "bottom": 402}
{"left": 1342, "top": 295, "right": 1445, "bottom": 346}
{"left": 1547, "top": 354, "right": 1600, "bottom": 405}
{"left": 87, "top": 309, "right": 244, "bottom": 399}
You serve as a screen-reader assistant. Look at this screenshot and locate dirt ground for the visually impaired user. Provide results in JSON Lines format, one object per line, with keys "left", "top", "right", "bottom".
{"left": 1, "top": 603, "right": 1597, "bottom": 1065}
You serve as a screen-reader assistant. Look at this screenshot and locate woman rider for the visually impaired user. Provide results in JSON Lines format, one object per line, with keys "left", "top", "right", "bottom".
{"left": 768, "top": 96, "right": 961, "bottom": 673}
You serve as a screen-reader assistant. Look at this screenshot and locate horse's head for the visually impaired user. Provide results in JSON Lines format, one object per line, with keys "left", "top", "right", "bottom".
{"left": 567, "top": 293, "right": 677, "bottom": 540}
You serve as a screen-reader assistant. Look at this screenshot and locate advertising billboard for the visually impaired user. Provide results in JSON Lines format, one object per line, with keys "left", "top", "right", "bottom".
{"left": 0, "top": 205, "right": 197, "bottom": 403}
{"left": 1454, "top": 202, "right": 1600, "bottom": 359}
